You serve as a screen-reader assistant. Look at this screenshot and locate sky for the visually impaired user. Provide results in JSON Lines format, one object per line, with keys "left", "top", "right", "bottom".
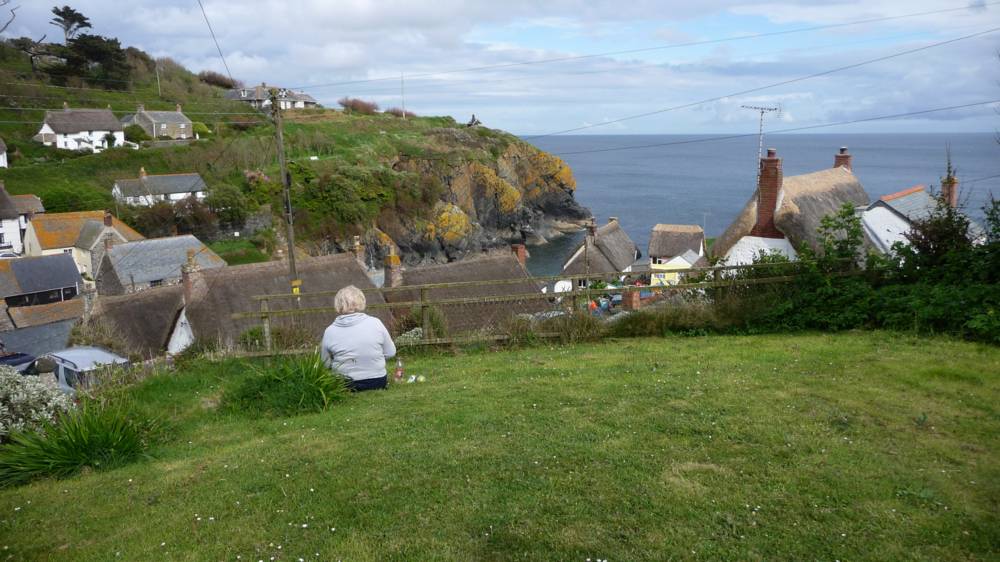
{"left": 3, "top": 1, "right": 999, "bottom": 135}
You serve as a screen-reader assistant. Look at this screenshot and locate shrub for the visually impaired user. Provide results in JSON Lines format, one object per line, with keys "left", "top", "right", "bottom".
{"left": 123, "top": 124, "right": 150, "bottom": 143}
{"left": 338, "top": 97, "right": 379, "bottom": 115}
{"left": 385, "top": 107, "right": 416, "bottom": 118}
{"left": 198, "top": 70, "right": 242, "bottom": 89}
{"left": 539, "top": 312, "right": 606, "bottom": 344}
{"left": 191, "top": 121, "right": 211, "bottom": 137}
{"left": 0, "top": 368, "right": 73, "bottom": 443}
{"left": 0, "top": 397, "right": 158, "bottom": 487}
{"left": 221, "top": 354, "right": 348, "bottom": 417}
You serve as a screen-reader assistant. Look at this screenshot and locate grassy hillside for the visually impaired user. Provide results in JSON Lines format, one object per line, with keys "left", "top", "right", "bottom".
{"left": 1, "top": 332, "right": 997, "bottom": 560}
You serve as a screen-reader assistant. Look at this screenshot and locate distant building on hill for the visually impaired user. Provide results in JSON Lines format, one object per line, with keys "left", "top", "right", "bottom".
{"left": 96, "top": 235, "right": 225, "bottom": 296}
{"left": 33, "top": 104, "right": 124, "bottom": 153}
{"left": 714, "top": 147, "right": 870, "bottom": 266}
{"left": 561, "top": 217, "right": 642, "bottom": 284}
{"left": 120, "top": 104, "right": 194, "bottom": 140}
{"left": 224, "top": 83, "right": 319, "bottom": 110}
{"left": 23, "top": 211, "right": 144, "bottom": 276}
{"left": 112, "top": 168, "right": 208, "bottom": 206}
{"left": 647, "top": 224, "right": 707, "bottom": 286}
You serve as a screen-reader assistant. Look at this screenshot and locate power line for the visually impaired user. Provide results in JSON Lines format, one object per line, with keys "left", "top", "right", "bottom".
{"left": 525, "top": 26, "right": 1000, "bottom": 139}
{"left": 289, "top": 2, "right": 998, "bottom": 91}
{"left": 196, "top": 0, "right": 235, "bottom": 84}
{"left": 547, "top": 100, "right": 1000, "bottom": 156}
{"left": 0, "top": 106, "right": 260, "bottom": 115}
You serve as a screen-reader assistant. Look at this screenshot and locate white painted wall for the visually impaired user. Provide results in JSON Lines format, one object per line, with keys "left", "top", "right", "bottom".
{"left": 166, "top": 308, "right": 194, "bottom": 355}
{"left": 38, "top": 125, "right": 125, "bottom": 153}
{"left": 0, "top": 150, "right": 7, "bottom": 168}
{"left": 0, "top": 218, "right": 23, "bottom": 254}
{"left": 724, "top": 236, "right": 798, "bottom": 267}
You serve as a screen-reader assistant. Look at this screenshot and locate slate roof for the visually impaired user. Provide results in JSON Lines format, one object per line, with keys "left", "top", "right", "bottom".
{"left": 0, "top": 319, "right": 76, "bottom": 357}
{"left": 385, "top": 252, "right": 545, "bottom": 335}
{"left": 714, "top": 166, "right": 870, "bottom": 259}
{"left": 224, "top": 85, "right": 317, "bottom": 104}
{"left": 29, "top": 211, "right": 143, "bottom": 250}
{"left": 648, "top": 224, "right": 704, "bottom": 259}
{"left": 0, "top": 254, "right": 81, "bottom": 299}
{"left": 43, "top": 109, "right": 122, "bottom": 134}
{"left": 562, "top": 220, "right": 640, "bottom": 276}
{"left": 11, "top": 194, "right": 44, "bottom": 215}
{"left": 90, "top": 285, "right": 185, "bottom": 359}
{"left": 879, "top": 185, "right": 937, "bottom": 222}
{"left": 7, "top": 299, "right": 84, "bottom": 329}
{"left": 104, "top": 235, "right": 225, "bottom": 286}
{"left": 0, "top": 184, "right": 19, "bottom": 221}
{"left": 141, "top": 110, "right": 191, "bottom": 125}
{"left": 114, "top": 173, "right": 207, "bottom": 197}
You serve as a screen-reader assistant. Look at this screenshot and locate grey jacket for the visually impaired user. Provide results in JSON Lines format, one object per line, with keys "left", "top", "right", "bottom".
{"left": 320, "top": 313, "right": 396, "bottom": 381}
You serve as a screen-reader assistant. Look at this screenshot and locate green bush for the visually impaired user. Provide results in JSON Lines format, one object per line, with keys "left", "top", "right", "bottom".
{"left": 192, "top": 121, "right": 211, "bottom": 137}
{"left": 0, "top": 397, "right": 159, "bottom": 488}
{"left": 0, "top": 368, "right": 74, "bottom": 442}
{"left": 123, "top": 123, "right": 150, "bottom": 142}
{"left": 221, "top": 354, "right": 348, "bottom": 417}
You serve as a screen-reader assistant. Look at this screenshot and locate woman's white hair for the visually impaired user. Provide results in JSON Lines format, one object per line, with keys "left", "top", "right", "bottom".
{"left": 334, "top": 285, "right": 366, "bottom": 315}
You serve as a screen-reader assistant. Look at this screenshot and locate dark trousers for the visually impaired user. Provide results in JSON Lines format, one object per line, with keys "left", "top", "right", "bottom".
{"left": 346, "top": 375, "right": 387, "bottom": 392}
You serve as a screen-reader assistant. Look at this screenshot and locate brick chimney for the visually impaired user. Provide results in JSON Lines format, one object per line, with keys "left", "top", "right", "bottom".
{"left": 181, "top": 248, "right": 206, "bottom": 304}
{"left": 941, "top": 175, "right": 959, "bottom": 208}
{"left": 834, "top": 146, "right": 852, "bottom": 170}
{"left": 103, "top": 233, "right": 115, "bottom": 251}
{"left": 622, "top": 289, "right": 641, "bottom": 311}
{"left": 175, "top": 103, "right": 182, "bottom": 113}
{"left": 139, "top": 166, "right": 147, "bottom": 179}
{"left": 63, "top": 101, "right": 69, "bottom": 111}
{"left": 384, "top": 252, "right": 402, "bottom": 288}
{"left": 511, "top": 243, "right": 527, "bottom": 267}
{"left": 749, "top": 148, "right": 784, "bottom": 239}
{"left": 103, "top": 211, "right": 113, "bottom": 227}
{"left": 608, "top": 216, "right": 619, "bottom": 224}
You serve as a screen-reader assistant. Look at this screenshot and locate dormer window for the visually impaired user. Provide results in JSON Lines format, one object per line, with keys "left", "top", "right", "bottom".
{"left": 240, "top": 89, "right": 247, "bottom": 98}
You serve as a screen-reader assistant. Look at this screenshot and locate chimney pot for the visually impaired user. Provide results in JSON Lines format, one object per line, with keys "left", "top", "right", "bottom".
{"left": 103, "top": 211, "right": 113, "bottom": 227}
{"left": 766, "top": 148, "right": 776, "bottom": 158}
{"left": 62, "top": 101, "right": 69, "bottom": 111}
{"left": 834, "top": 146, "right": 853, "bottom": 171}
{"left": 608, "top": 216, "right": 618, "bottom": 224}
{"left": 176, "top": 103, "right": 182, "bottom": 113}
{"left": 139, "top": 167, "right": 147, "bottom": 178}
{"left": 511, "top": 243, "right": 527, "bottom": 267}
{"left": 941, "top": 176, "right": 959, "bottom": 208}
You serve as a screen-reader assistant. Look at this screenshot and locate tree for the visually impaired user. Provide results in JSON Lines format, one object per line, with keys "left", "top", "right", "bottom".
{"left": 10, "top": 35, "right": 48, "bottom": 72}
{"left": 124, "top": 124, "right": 150, "bottom": 143}
{"left": 0, "top": 1, "right": 18, "bottom": 35}
{"left": 50, "top": 5, "right": 91, "bottom": 42}
{"left": 61, "top": 34, "right": 131, "bottom": 88}
{"left": 205, "top": 184, "right": 251, "bottom": 227}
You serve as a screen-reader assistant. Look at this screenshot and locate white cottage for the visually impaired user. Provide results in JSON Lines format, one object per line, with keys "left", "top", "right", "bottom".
{"left": 34, "top": 105, "right": 125, "bottom": 153}
{"left": 112, "top": 168, "right": 208, "bottom": 206}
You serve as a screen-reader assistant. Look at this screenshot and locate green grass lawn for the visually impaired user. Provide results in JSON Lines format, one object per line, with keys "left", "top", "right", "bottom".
{"left": 1, "top": 332, "right": 997, "bottom": 560}
{"left": 208, "top": 239, "right": 271, "bottom": 266}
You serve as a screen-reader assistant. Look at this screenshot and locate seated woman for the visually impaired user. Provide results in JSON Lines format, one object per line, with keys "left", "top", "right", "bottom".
{"left": 320, "top": 285, "right": 396, "bottom": 391}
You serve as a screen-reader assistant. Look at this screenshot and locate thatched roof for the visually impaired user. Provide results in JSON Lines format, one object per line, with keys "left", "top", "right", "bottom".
{"left": 0, "top": 184, "right": 19, "bottom": 221}
{"left": 385, "top": 252, "right": 544, "bottom": 336}
{"left": 89, "top": 285, "right": 185, "bottom": 359}
{"left": 186, "top": 253, "right": 385, "bottom": 348}
{"left": 713, "top": 167, "right": 870, "bottom": 259}
{"left": 562, "top": 220, "right": 640, "bottom": 276}
{"left": 43, "top": 109, "right": 122, "bottom": 134}
{"left": 648, "top": 224, "right": 704, "bottom": 259}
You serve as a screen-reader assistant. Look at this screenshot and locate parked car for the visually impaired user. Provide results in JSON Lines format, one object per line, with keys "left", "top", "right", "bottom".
{"left": 29, "top": 347, "right": 129, "bottom": 395}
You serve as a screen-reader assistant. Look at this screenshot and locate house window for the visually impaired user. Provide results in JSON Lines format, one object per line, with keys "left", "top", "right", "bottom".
{"left": 62, "top": 248, "right": 72, "bottom": 254}
{"left": 150, "top": 279, "right": 164, "bottom": 287}
{"left": 577, "top": 279, "right": 587, "bottom": 288}
{"left": 179, "top": 123, "right": 186, "bottom": 129}
{"left": 160, "top": 124, "right": 167, "bottom": 130}
{"left": 0, "top": 233, "right": 5, "bottom": 245}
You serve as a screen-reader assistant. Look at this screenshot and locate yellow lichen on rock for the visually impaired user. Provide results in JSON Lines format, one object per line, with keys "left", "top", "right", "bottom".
{"left": 473, "top": 163, "right": 522, "bottom": 214}
{"left": 433, "top": 203, "right": 472, "bottom": 243}
{"left": 528, "top": 151, "right": 577, "bottom": 191}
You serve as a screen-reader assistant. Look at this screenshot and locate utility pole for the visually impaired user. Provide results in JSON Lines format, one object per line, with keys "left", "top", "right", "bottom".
{"left": 742, "top": 104, "right": 780, "bottom": 186}
{"left": 270, "top": 88, "right": 299, "bottom": 292}
{"left": 155, "top": 62, "right": 161, "bottom": 98}
{"left": 400, "top": 72, "right": 406, "bottom": 121}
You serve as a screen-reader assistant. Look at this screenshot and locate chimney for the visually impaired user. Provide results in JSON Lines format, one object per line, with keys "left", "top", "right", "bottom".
{"left": 175, "top": 103, "right": 182, "bottom": 113}
{"left": 351, "top": 235, "right": 365, "bottom": 266}
{"left": 622, "top": 289, "right": 641, "bottom": 311}
{"left": 103, "top": 211, "right": 113, "bottom": 227}
{"left": 586, "top": 219, "right": 597, "bottom": 238}
{"left": 139, "top": 167, "right": 147, "bottom": 179}
{"left": 941, "top": 175, "right": 959, "bottom": 208}
{"left": 62, "top": 101, "right": 69, "bottom": 111}
{"left": 384, "top": 252, "right": 402, "bottom": 288}
{"left": 81, "top": 285, "right": 97, "bottom": 323}
{"left": 749, "top": 148, "right": 784, "bottom": 238}
{"left": 834, "top": 146, "right": 852, "bottom": 171}
{"left": 103, "top": 233, "right": 115, "bottom": 251}
{"left": 181, "top": 248, "right": 205, "bottom": 304}
{"left": 137, "top": 103, "right": 145, "bottom": 113}
{"left": 608, "top": 217, "right": 618, "bottom": 224}
{"left": 511, "top": 243, "right": 527, "bottom": 267}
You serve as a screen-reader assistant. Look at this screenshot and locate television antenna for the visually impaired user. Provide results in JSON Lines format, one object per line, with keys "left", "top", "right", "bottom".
{"left": 742, "top": 104, "right": 781, "bottom": 185}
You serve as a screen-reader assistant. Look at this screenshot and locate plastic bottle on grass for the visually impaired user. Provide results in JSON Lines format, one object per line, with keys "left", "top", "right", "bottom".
{"left": 394, "top": 358, "right": 404, "bottom": 382}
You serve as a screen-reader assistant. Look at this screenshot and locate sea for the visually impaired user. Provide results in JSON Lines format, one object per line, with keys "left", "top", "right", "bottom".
{"left": 523, "top": 133, "right": 998, "bottom": 276}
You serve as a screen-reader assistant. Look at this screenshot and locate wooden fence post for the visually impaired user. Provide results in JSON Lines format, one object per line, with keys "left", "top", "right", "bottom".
{"left": 261, "top": 298, "right": 272, "bottom": 351}
{"left": 420, "top": 287, "right": 430, "bottom": 341}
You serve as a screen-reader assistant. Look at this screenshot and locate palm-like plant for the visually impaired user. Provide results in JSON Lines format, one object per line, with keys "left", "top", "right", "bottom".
{"left": 50, "top": 5, "right": 91, "bottom": 42}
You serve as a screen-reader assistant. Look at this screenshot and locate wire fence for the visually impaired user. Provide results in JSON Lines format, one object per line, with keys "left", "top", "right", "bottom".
{"left": 229, "top": 260, "right": 824, "bottom": 354}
